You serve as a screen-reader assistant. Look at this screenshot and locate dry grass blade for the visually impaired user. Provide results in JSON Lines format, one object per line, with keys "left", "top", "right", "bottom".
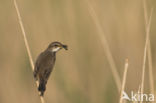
{"left": 147, "top": 41, "right": 154, "bottom": 94}
{"left": 85, "top": 0, "right": 121, "bottom": 92}
{"left": 13, "top": 0, "right": 45, "bottom": 103}
{"left": 119, "top": 59, "right": 129, "bottom": 103}
{"left": 143, "top": 0, "right": 155, "bottom": 95}
{"left": 140, "top": 1, "right": 153, "bottom": 103}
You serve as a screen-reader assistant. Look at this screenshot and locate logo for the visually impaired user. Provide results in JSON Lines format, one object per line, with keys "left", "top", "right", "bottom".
{"left": 122, "top": 91, "right": 155, "bottom": 102}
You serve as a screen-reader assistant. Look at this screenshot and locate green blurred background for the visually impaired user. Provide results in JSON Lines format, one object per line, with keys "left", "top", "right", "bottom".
{"left": 0, "top": 0, "right": 156, "bottom": 103}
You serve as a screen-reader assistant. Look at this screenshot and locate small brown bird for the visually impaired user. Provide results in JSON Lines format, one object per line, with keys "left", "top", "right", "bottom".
{"left": 33, "top": 41, "right": 67, "bottom": 96}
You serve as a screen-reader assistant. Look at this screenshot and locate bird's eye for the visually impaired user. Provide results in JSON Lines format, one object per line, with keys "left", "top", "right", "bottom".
{"left": 54, "top": 45, "right": 58, "bottom": 47}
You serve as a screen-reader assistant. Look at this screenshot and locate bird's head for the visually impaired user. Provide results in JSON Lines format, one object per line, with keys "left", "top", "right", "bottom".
{"left": 47, "top": 41, "right": 68, "bottom": 52}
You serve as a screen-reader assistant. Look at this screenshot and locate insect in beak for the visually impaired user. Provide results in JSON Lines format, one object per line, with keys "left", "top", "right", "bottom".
{"left": 62, "top": 45, "right": 68, "bottom": 50}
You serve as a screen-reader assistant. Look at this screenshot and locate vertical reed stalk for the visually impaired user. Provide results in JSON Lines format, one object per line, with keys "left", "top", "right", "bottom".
{"left": 85, "top": 0, "right": 121, "bottom": 92}
{"left": 140, "top": 1, "right": 153, "bottom": 103}
{"left": 13, "top": 0, "right": 45, "bottom": 103}
{"left": 119, "top": 59, "right": 129, "bottom": 103}
{"left": 143, "top": 0, "right": 154, "bottom": 96}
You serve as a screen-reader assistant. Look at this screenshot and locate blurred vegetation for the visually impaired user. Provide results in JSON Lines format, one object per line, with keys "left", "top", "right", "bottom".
{"left": 0, "top": 0, "right": 156, "bottom": 103}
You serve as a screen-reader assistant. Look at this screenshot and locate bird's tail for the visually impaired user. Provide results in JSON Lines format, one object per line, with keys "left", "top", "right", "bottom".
{"left": 38, "top": 79, "right": 46, "bottom": 96}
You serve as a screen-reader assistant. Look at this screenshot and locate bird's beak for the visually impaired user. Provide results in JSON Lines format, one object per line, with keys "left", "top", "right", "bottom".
{"left": 62, "top": 45, "right": 68, "bottom": 50}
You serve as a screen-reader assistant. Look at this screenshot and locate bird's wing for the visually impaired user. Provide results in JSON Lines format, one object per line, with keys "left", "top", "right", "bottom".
{"left": 33, "top": 52, "right": 44, "bottom": 80}
{"left": 40, "top": 52, "right": 56, "bottom": 79}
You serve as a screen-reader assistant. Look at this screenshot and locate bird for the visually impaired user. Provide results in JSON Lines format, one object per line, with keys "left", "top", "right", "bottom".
{"left": 33, "top": 41, "right": 68, "bottom": 96}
